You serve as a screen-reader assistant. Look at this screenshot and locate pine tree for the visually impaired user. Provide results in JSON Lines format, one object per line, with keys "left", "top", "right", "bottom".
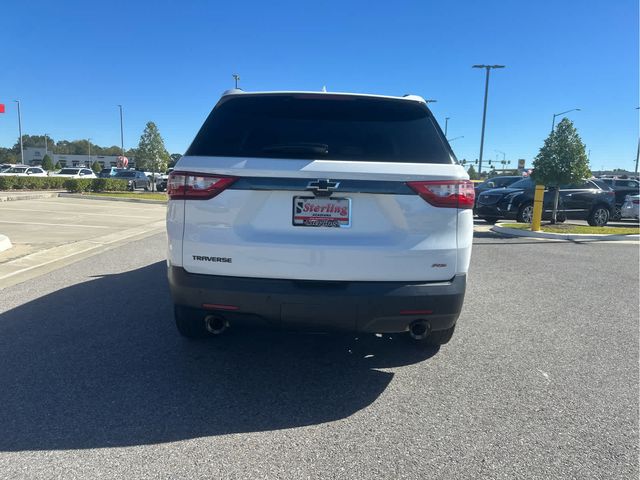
{"left": 532, "top": 118, "right": 591, "bottom": 222}
{"left": 41, "top": 154, "right": 54, "bottom": 171}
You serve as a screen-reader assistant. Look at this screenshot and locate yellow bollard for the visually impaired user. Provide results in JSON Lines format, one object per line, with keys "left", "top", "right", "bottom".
{"left": 531, "top": 184, "right": 545, "bottom": 231}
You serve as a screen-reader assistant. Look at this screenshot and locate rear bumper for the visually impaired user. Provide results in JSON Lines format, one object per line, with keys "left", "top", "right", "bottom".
{"left": 168, "top": 267, "right": 466, "bottom": 334}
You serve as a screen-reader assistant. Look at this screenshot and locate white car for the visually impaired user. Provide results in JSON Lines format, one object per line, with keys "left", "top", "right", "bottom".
{"left": 166, "top": 90, "right": 474, "bottom": 346}
{"left": 52, "top": 167, "right": 97, "bottom": 179}
{"left": 621, "top": 194, "right": 639, "bottom": 219}
{"left": 0, "top": 166, "right": 47, "bottom": 177}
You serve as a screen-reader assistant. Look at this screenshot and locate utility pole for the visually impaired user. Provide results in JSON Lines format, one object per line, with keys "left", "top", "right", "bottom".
{"left": 118, "top": 105, "right": 125, "bottom": 156}
{"left": 14, "top": 100, "right": 23, "bottom": 164}
{"left": 472, "top": 65, "right": 505, "bottom": 177}
{"left": 44, "top": 133, "right": 48, "bottom": 155}
{"left": 88, "top": 138, "right": 91, "bottom": 166}
{"left": 233, "top": 74, "right": 240, "bottom": 89}
{"left": 445, "top": 117, "right": 450, "bottom": 137}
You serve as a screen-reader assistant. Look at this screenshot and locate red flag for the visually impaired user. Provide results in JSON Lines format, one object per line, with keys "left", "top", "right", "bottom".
{"left": 0, "top": 104, "right": 5, "bottom": 113}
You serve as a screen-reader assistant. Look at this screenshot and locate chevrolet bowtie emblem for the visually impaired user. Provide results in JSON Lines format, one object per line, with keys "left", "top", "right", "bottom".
{"left": 307, "top": 179, "right": 339, "bottom": 194}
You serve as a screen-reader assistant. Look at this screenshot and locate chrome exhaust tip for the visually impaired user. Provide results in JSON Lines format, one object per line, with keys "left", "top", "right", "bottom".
{"left": 204, "top": 315, "right": 229, "bottom": 335}
{"left": 409, "top": 320, "right": 431, "bottom": 340}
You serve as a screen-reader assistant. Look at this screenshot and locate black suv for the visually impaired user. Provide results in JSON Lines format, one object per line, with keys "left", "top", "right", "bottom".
{"left": 475, "top": 177, "right": 615, "bottom": 226}
{"left": 598, "top": 178, "right": 640, "bottom": 219}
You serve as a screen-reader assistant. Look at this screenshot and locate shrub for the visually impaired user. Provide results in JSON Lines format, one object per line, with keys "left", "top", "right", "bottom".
{"left": 0, "top": 176, "right": 128, "bottom": 192}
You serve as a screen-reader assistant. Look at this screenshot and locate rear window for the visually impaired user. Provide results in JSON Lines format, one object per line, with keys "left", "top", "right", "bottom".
{"left": 59, "top": 169, "right": 79, "bottom": 174}
{"left": 186, "top": 95, "right": 452, "bottom": 163}
{"left": 114, "top": 172, "right": 135, "bottom": 178}
{"left": 508, "top": 178, "right": 534, "bottom": 189}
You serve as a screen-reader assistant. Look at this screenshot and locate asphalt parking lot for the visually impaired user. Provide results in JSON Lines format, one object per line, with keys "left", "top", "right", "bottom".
{"left": 0, "top": 196, "right": 165, "bottom": 287}
{"left": 0, "top": 230, "right": 637, "bottom": 479}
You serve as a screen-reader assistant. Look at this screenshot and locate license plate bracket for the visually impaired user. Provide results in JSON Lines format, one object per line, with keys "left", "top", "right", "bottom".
{"left": 292, "top": 196, "right": 351, "bottom": 228}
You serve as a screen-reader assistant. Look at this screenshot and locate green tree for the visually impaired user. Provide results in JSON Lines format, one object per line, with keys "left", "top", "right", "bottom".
{"left": 136, "top": 122, "right": 169, "bottom": 190}
{"left": 169, "top": 153, "right": 182, "bottom": 168}
{"left": 466, "top": 165, "right": 479, "bottom": 180}
{"left": 41, "top": 154, "right": 54, "bottom": 171}
{"left": 54, "top": 161, "right": 62, "bottom": 170}
{"left": 91, "top": 161, "right": 102, "bottom": 173}
{"left": 532, "top": 118, "right": 591, "bottom": 223}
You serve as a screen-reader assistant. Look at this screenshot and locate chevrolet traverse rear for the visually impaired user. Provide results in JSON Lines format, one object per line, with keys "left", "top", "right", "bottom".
{"left": 167, "top": 90, "right": 474, "bottom": 346}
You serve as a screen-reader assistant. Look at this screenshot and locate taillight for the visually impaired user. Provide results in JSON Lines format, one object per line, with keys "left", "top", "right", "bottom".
{"left": 167, "top": 171, "right": 237, "bottom": 200}
{"left": 406, "top": 180, "right": 475, "bottom": 209}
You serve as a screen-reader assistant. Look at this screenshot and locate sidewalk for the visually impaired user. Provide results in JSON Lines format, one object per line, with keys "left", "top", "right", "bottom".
{"left": 0, "top": 190, "right": 63, "bottom": 202}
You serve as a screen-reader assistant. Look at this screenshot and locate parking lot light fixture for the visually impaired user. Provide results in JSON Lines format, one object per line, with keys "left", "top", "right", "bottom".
{"left": 472, "top": 65, "right": 506, "bottom": 176}
{"left": 551, "top": 108, "right": 580, "bottom": 133}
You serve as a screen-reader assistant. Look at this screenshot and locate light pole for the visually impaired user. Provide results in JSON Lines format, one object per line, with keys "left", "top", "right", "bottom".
{"left": 233, "top": 74, "right": 240, "bottom": 89}
{"left": 551, "top": 108, "right": 580, "bottom": 133}
{"left": 635, "top": 107, "right": 639, "bottom": 175}
{"left": 44, "top": 133, "right": 48, "bottom": 155}
{"left": 14, "top": 100, "right": 24, "bottom": 164}
{"left": 473, "top": 65, "right": 505, "bottom": 177}
{"left": 445, "top": 117, "right": 450, "bottom": 137}
{"left": 87, "top": 138, "right": 91, "bottom": 166}
{"left": 118, "top": 105, "right": 125, "bottom": 156}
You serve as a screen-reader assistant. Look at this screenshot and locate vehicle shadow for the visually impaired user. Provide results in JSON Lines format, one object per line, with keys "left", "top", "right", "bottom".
{"left": 0, "top": 261, "right": 437, "bottom": 451}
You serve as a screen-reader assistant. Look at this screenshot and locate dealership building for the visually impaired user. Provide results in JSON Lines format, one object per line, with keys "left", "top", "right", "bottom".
{"left": 21, "top": 147, "right": 136, "bottom": 168}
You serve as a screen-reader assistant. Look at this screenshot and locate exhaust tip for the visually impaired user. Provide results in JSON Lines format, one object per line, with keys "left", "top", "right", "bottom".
{"left": 409, "top": 320, "right": 431, "bottom": 340}
{"left": 204, "top": 315, "right": 229, "bottom": 335}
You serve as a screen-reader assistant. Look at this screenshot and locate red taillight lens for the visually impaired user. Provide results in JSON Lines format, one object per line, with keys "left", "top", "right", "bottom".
{"left": 406, "top": 180, "right": 475, "bottom": 209}
{"left": 168, "top": 171, "right": 237, "bottom": 200}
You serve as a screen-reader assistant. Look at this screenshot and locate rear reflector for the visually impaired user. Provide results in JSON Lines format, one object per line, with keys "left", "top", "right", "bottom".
{"left": 400, "top": 309, "right": 433, "bottom": 315}
{"left": 406, "top": 180, "right": 475, "bottom": 209}
{"left": 168, "top": 171, "right": 237, "bottom": 200}
{"left": 202, "top": 303, "right": 239, "bottom": 311}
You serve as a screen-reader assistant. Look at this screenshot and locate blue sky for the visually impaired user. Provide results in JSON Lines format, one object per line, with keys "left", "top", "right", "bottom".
{"left": 1, "top": 0, "right": 638, "bottom": 171}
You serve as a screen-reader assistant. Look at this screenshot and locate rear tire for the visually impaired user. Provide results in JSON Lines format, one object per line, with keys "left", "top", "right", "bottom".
{"left": 587, "top": 206, "right": 610, "bottom": 227}
{"left": 481, "top": 217, "right": 499, "bottom": 224}
{"left": 129, "top": 182, "right": 136, "bottom": 192}
{"left": 174, "top": 305, "right": 208, "bottom": 339}
{"left": 413, "top": 325, "right": 456, "bottom": 347}
{"left": 517, "top": 203, "right": 533, "bottom": 223}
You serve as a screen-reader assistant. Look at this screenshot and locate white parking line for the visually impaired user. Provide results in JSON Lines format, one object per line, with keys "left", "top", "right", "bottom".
{"left": 0, "top": 220, "right": 110, "bottom": 229}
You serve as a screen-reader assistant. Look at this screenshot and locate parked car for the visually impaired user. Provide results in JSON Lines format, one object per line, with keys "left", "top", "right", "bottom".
{"left": 155, "top": 169, "right": 173, "bottom": 192}
{"left": 598, "top": 178, "right": 640, "bottom": 219}
{"left": 475, "top": 177, "right": 615, "bottom": 226}
{"left": 0, "top": 165, "right": 48, "bottom": 177}
{"left": 473, "top": 176, "right": 523, "bottom": 207}
{"left": 621, "top": 194, "right": 640, "bottom": 220}
{"left": 0, "top": 164, "right": 13, "bottom": 173}
{"left": 98, "top": 167, "right": 125, "bottom": 178}
{"left": 52, "top": 167, "right": 97, "bottom": 179}
{"left": 113, "top": 170, "right": 151, "bottom": 191}
{"left": 166, "top": 90, "right": 474, "bottom": 346}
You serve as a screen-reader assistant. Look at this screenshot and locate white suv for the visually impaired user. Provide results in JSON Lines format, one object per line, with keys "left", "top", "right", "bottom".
{"left": 167, "top": 90, "right": 474, "bottom": 346}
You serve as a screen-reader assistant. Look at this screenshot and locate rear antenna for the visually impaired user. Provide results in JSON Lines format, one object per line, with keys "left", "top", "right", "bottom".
{"left": 233, "top": 73, "right": 240, "bottom": 89}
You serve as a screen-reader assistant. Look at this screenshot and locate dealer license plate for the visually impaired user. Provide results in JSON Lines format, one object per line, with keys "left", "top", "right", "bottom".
{"left": 292, "top": 196, "right": 351, "bottom": 228}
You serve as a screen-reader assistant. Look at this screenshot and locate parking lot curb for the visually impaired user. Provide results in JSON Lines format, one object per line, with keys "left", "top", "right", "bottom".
{"left": 0, "top": 191, "right": 62, "bottom": 202}
{"left": 492, "top": 225, "right": 640, "bottom": 242}
{"left": 59, "top": 193, "right": 167, "bottom": 205}
{"left": 0, "top": 234, "right": 12, "bottom": 253}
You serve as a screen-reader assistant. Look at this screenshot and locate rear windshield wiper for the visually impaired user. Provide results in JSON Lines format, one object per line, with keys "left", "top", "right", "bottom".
{"left": 262, "top": 143, "right": 329, "bottom": 156}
